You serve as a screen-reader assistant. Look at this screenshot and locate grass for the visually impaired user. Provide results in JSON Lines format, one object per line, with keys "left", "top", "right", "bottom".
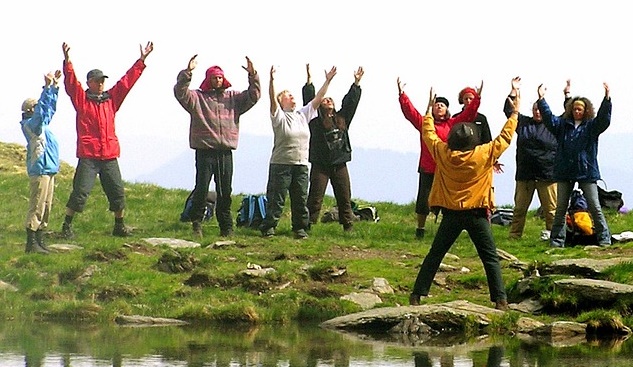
{"left": 1, "top": 141, "right": 633, "bottom": 331}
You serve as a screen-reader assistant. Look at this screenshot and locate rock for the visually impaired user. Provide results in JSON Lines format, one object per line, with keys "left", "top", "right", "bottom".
{"left": 321, "top": 300, "right": 501, "bottom": 334}
{"left": 143, "top": 238, "right": 201, "bottom": 249}
{"left": 511, "top": 298, "right": 545, "bottom": 314}
{"left": 543, "top": 258, "right": 633, "bottom": 277}
{"left": 0, "top": 280, "right": 17, "bottom": 292}
{"left": 372, "top": 278, "right": 394, "bottom": 294}
{"left": 48, "top": 243, "right": 83, "bottom": 252}
{"left": 515, "top": 317, "right": 545, "bottom": 334}
{"left": 115, "top": 315, "right": 189, "bottom": 326}
{"left": 240, "top": 268, "right": 276, "bottom": 277}
{"left": 340, "top": 292, "right": 382, "bottom": 310}
{"left": 554, "top": 278, "right": 633, "bottom": 303}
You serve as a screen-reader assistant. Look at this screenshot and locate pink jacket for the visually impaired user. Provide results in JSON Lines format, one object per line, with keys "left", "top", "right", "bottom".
{"left": 399, "top": 93, "right": 480, "bottom": 173}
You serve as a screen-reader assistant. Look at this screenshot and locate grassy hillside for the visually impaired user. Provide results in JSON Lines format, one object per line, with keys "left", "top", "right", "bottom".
{"left": 1, "top": 141, "right": 632, "bottom": 328}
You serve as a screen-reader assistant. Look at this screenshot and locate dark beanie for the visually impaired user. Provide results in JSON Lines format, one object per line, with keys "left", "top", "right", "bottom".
{"left": 435, "top": 96, "right": 449, "bottom": 107}
{"left": 447, "top": 123, "right": 480, "bottom": 151}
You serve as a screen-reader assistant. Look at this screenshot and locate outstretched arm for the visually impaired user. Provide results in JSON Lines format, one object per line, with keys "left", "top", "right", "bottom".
{"left": 311, "top": 66, "right": 337, "bottom": 110}
{"left": 269, "top": 65, "right": 278, "bottom": 115}
{"left": 302, "top": 63, "right": 315, "bottom": 105}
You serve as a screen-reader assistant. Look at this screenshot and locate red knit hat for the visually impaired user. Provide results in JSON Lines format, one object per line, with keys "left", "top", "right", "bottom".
{"left": 458, "top": 87, "right": 478, "bottom": 105}
{"left": 199, "top": 66, "right": 232, "bottom": 91}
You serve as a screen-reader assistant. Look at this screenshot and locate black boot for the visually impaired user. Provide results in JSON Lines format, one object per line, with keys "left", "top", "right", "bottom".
{"left": 35, "top": 229, "right": 51, "bottom": 254}
{"left": 25, "top": 229, "right": 48, "bottom": 254}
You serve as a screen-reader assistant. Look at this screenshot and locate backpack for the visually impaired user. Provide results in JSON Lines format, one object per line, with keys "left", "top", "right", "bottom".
{"left": 565, "top": 189, "right": 598, "bottom": 246}
{"left": 353, "top": 202, "right": 380, "bottom": 222}
{"left": 491, "top": 208, "right": 513, "bottom": 226}
{"left": 180, "top": 190, "right": 216, "bottom": 222}
{"left": 597, "top": 181, "right": 625, "bottom": 211}
{"left": 236, "top": 194, "right": 267, "bottom": 228}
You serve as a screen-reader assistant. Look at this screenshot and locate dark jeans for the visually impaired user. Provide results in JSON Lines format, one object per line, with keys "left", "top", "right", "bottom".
{"left": 307, "top": 163, "right": 354, "bottom": 227}
{"left": 412, "top": 208, "right": 507, "bottom": 303}
{"left": 66, "top": 158, "right": 125, "bottom": 213}
{"left": 193, "top": 149, "right": 233, "bottom": 232}
{"left": 260, "top": 164, "right": 309, "bottom": 232}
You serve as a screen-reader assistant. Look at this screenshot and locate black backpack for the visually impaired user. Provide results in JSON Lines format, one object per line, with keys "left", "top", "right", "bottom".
{"left": 180, "top": 190, "right": 216, "bottom": 222}
{"left": 236, "top": 194, "right": 267, "bottom": 228}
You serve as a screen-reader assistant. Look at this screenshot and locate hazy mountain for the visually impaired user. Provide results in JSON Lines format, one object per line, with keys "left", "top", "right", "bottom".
{"left": 131, "top": 133, "right": 632, "bottom": 210}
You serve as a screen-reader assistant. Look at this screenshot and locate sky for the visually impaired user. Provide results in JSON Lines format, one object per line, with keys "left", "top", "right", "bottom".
{"left": 1, "top": 0, "right": 632, "bottom": 207}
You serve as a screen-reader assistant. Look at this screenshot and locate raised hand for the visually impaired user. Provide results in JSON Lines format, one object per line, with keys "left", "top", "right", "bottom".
{"left": 427, "top": 86, "right": 436, "bottom": 112}
{"left": 140, "top": 41, "right": 154, "bottom": 61}
{"left": 306, "top": 63, "right": 311, "bottom": 84}
{"left": 604, "top": 82, "right": 610, "bottom": 99}
{"left": 62, "top": 42, "right": 70, "bottom": 62}
{"left": 354, "top": 66, "right": 364, "bottom": 85}
{"left": 511, "top": 76, "right": 521, "bottom": 92}
{"left": 564, "top": 79, "right": 571, "bottom": 95}
{"left": 397, "top": 77, "right": 405, "bottom": 95}
{"left": 538, "top": 84, "right": 546, "bottom": 99}
{"left": 508, "top": 89, "right": 521, "bottom": 112}
{"left": 242, "top": 56, "right": 256, "bottom": 75}
{"left": 476, "top": 80, "right": 484, "bottom": 98}
{"left": 187, "top": 54, "right": 198, "bottom": 72}
{"left": 324, "top": 66, "right": 337, "bottom": 82}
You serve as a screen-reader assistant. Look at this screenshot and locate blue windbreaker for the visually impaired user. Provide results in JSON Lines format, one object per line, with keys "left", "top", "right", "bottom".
{"left": 20, "top": 86, "right": 60, "bottom": 176}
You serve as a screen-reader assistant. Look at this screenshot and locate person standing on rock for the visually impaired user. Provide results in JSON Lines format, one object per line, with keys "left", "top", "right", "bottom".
{"left": 408, "top": 86, "right": 521, "bottom": 311}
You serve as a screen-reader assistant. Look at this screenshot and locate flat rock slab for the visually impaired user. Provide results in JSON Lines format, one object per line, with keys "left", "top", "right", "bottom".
{"left": 143, "top": 238, "right": 201, "bottom": 249}
{"left": 544, "top": 258, "right": 633, "bottom": 276}
{"left": 320, "top": 300, "right": 503, "bottom": 332}
{"left": 115, "top": 315, "right": 189, "bottom": 326}
{"left": 554, "top": 278, "right": 633, "bottom": 302}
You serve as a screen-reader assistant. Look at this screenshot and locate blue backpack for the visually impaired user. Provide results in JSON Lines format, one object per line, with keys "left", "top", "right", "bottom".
{"left": 180, "top": 190, "right": 215, "bottom": 222}
{"left": 236, "top": 194, "right": 267, "bottom": 228}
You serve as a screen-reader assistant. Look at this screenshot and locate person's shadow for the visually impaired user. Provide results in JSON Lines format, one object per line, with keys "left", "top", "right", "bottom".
{"left": 413, "top": 345, "right": 504, "bottom": 367}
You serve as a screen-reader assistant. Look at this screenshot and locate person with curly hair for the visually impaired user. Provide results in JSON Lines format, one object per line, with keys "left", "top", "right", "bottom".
{"left": 536, "top": 82, "right": 612, "bottom": 247}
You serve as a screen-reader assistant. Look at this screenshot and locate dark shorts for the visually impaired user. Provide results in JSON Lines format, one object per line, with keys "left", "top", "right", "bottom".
{"left": 415, "top": 172, "right": 434, "bottom": 215}
{"left": 66, "top": 158, "right": 125, "bottom": 213}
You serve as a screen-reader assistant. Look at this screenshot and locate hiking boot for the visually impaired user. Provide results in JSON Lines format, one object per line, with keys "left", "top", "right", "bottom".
{"left": 294, "top": 229, "right": 308, "bottom": 240}
{"left": 61, "top": 222, "right": 74, "bottom": 240}
{"left": 112, "top": 223, "right": 133, "bottom": 237}
{"left": 35, "top": 229, "right": 51, "bottom": 254}
{"left": 495, "top": 300, "right": 509, "bottom": 311}
{"left": 220, "top": 228, "right": 234, "bottom": 237}
{"left": 409, "top": 294, "right": 421, "bottom": 306}
{"left": 25, "top": 229, "right": 48, "bottom": 254}
{"left": 261, "top": 227, "right": 275, "bottom": 238}
{"left": 415, "top": 228, "right": 425, "bottom": 239}
{"left": 192, "top": 221, "right": 203, "bottom": 238}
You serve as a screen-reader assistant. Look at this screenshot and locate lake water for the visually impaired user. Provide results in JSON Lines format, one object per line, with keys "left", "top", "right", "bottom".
{"left": 1, "top": 320, "right": 632, "bottom": 366}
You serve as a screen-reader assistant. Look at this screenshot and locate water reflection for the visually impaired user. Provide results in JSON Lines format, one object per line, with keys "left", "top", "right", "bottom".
{"left": 1, "top": 321, "right": 633, "bottom": 366}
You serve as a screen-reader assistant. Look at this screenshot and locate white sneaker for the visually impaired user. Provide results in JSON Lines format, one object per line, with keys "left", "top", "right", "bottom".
{"left": 540, "top": 230, "right": 551, "bottom": 241}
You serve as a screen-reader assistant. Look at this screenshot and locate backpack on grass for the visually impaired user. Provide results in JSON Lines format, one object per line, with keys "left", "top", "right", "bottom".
{"left": 565, "top": 189, "right": 598, "bottom": 246}
{"left": 180, "top": 190, "right": 216, "bottom": 222}
{"left": 236, "top": 194, "right": 267, "bottom": 229}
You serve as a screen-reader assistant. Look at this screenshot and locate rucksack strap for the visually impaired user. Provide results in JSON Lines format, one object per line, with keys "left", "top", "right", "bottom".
{"left": 257, "top": 195, "right": 267, "bottom": 219}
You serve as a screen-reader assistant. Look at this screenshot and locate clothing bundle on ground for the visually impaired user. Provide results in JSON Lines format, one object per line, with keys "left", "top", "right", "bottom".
{"left": 565, "top": 189, "right": 598, "bottom": 246}
{"left": 321, "top": 201, "right": 379, "bottom": 223}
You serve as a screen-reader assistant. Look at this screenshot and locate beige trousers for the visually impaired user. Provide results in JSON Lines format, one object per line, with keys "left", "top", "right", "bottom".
{"left": 509, "top": 180, "right": 557, "bottom": 238}
{"left": 25, "top": 174, "right": 55, "bottom": 231}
